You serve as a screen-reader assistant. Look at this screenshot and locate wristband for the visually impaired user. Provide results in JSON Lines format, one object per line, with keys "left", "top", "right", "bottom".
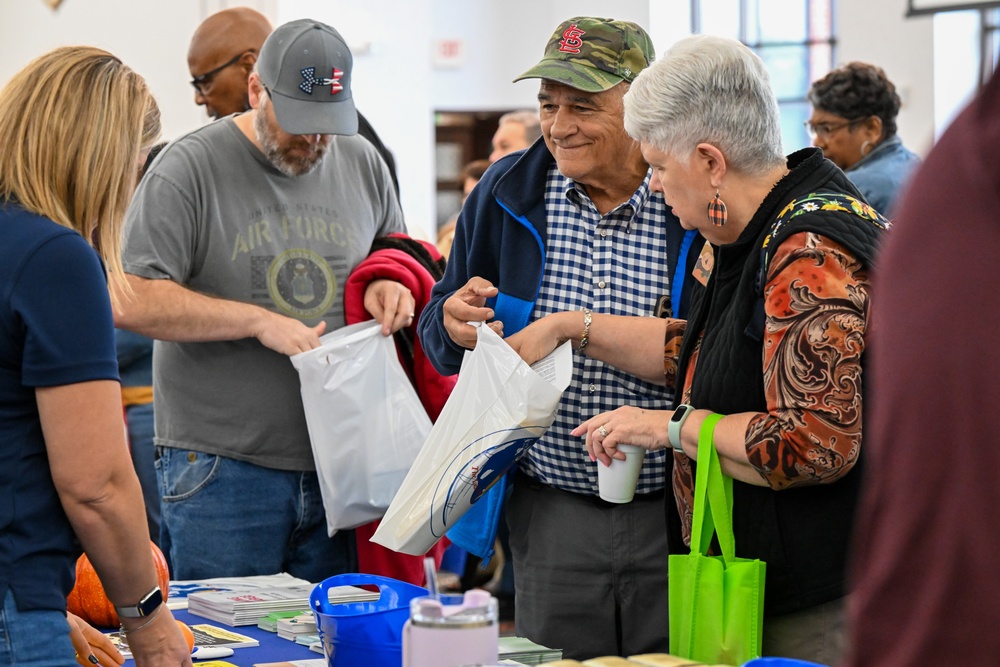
{"left": 578, "top": 308, "right": 593, "bottom": 355}
{"left": 668, "top": 404, "right": 696, "bottom": 451}
{"left": 115, "top": 585, "right": 163, "bottom": 619}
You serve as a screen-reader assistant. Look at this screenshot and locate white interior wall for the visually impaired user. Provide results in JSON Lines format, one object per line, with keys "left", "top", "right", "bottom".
{"left": 0, "top": 0, "right": 943, "bottom": 239}
{"left": 932, "top": 11, "right": 981, "bottom": 134}
{"left": 834, "top": 0, "right": 937, "bottom": 155}
{"left": 277, "top": 0, "right": 435, "bottom": 239}
{"left": 0, "top": 0, "right": 206, "bottom": 141}
{"left": 430, "top": 0, "right": 652, "bottom": 110}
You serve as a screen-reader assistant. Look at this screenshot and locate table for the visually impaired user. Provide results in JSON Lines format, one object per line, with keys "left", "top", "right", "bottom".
{"left": 126, "top": 609, "right": 323, "bottom": 667}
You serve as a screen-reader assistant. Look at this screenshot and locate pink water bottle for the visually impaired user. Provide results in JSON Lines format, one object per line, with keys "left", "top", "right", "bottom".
{"left": 402, "top": 589, "right": 499, "bottom": 667}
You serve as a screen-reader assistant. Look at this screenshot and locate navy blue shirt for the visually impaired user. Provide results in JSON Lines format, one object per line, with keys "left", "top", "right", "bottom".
{"left": 0, "top": 202, "right": 119, "bottom": 611}
{"left": 116, "top": 329, "right": 153, "bottom": 388}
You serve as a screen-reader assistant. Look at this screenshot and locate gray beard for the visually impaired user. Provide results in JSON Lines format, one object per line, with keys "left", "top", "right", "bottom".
{"left": 253, "top": 109, "right": 328, "bottom": 177}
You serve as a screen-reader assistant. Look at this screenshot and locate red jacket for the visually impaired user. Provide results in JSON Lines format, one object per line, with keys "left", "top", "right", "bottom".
{"left": 344, "top": 234, "right": 456, "bottom": 585}
{"left": 345, "top": 234, "right": 456, "bottom": 421}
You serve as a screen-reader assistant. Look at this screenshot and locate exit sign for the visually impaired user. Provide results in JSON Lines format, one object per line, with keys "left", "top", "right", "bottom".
{"left": 433, "top": 39, "right": 465, "bottom": 69}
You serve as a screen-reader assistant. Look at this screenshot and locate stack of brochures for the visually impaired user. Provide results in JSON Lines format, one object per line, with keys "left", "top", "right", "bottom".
{"left": 294, "top": 634, "right": 321, "bottom": 647}
{"left": 257, "top": 609, "right": 310, "bottom": 632}
{"left": 498, "top": 636, "right": 562, "bottom": 665}
{"left": 189, "top": 624, "right": 260, "bottom": 649}
{"left": 276, "top": 613, "right": 318, "bottom": 640}
{"left": 168, "top": 572, "right": 311, "bottom": 610}
{"left": 106, "top": 623, "right": 258, "bottom": 658}
{"left": 188, "top": 583, "right": 378, "bottom": 626}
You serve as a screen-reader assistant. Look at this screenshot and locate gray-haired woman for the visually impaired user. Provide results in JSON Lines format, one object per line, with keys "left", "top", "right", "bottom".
{"left": 506, "top": 35, "right": 887, "bottom": 664}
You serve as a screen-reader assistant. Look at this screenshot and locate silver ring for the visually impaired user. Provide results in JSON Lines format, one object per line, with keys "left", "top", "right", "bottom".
{"left": 598, "top": 425, "right": 609, "bottom": 438}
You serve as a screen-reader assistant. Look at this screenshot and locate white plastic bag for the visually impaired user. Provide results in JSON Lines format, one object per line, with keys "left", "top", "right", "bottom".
{"left": 372, "top": 323, "right": 572, "bottom": 555}
{"left": 291, "top": 320, "right": 431, "bottom": 536}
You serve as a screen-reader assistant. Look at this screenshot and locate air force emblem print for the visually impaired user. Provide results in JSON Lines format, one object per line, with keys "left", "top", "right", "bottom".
{"left": 299, "top": 67, "right": 344, "bottom": 95}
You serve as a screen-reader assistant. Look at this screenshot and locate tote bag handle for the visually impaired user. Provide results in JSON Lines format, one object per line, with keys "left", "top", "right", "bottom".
{"left": 688, "top": 413, "right": 738, "bottom": 565}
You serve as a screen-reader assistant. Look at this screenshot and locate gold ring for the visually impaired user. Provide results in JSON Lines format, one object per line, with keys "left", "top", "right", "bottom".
{"left": 598, "top": 425, "right": 609, "bottom": 437}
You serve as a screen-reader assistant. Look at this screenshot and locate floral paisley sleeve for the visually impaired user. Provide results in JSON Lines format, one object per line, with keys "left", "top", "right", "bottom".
{"left": 663, "top": 318, "right": 687, "bottom": 390}
{"left": 746, "top": 231, "right": 869, "bottom": 489}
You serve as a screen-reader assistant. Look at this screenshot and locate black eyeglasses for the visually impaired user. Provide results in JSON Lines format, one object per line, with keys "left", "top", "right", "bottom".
{"left": 804, "top": 117, "right": 866, "bottom": 140}
{"left": 190, "top": 51, "right": 250, "bottom": 95}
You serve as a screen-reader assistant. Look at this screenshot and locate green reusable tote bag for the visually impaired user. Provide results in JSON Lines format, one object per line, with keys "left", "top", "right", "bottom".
{"left": 668, "top": 413, "right": 766, "bottom": 666}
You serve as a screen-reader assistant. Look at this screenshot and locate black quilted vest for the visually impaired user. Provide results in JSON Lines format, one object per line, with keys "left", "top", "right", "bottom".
{"left": 671, "top": 148, "right": 887, "bottom": 616}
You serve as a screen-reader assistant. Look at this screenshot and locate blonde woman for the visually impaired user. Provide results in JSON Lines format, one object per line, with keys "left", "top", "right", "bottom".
{"left": 0, "top": 47, "right": 192, "bottom": 667}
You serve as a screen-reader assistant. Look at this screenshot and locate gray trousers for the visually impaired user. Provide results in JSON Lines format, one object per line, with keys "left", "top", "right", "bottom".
{"left": 763, "top": 596, "right": 847, "bottom": 664}
{"left": 507, "top": 472, "right": 671, "bottom": 660}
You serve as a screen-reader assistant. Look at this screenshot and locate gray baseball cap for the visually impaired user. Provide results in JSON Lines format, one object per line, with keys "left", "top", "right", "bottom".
{"left": 257, "top": 19, "right": 358, "bottom": 135}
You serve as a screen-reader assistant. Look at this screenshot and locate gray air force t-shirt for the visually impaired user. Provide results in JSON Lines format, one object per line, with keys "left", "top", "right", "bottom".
{"left": 123, "top": 118, "right": 404, "bottom": 470}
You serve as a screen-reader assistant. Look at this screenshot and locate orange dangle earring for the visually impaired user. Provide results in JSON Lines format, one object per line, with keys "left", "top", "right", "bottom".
{"left": 707, "top": 190, "right": 728, "bottom": 227}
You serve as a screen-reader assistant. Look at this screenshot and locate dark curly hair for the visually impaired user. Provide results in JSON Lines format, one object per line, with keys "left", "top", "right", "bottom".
{"left": 808, "top": 62, "right": 901, "bottom": 139}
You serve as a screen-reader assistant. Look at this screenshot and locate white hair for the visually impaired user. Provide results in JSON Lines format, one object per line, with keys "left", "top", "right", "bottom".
{"left": 499, "top": 109, "right": 542, "bottom": 143}
{"left": 623, "top": 35, "right": 785, "bottom": 176}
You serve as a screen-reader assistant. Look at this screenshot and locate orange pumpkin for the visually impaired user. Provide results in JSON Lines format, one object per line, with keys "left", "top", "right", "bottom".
{"left": 176, "top": 620, "right": 195, "bottom": 651}
{"left": 66, "top": 541, "right": 170, "bottom": 628}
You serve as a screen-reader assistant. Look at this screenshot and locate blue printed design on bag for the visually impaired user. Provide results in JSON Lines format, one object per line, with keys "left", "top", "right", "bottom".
{"left": 429, "top": 428, "right": 546, "bottom": 537}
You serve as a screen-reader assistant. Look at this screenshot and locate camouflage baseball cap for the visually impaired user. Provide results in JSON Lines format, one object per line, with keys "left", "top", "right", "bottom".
{"left": 514, "top": 17, "right": 655, "bottom": 92}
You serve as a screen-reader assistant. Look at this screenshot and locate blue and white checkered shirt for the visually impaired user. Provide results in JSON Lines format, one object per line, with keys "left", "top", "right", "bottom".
{"left": 519, "top": 163, "right": 675, "bottom": 496}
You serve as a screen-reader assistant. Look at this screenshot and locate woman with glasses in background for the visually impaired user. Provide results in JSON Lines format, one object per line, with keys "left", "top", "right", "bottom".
{"left": 807, "top": 61, "right": 921, "bottom": 217}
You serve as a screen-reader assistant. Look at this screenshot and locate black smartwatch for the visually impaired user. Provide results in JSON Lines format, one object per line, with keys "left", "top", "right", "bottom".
{"left": 115, "top": 586, "right": 163, "bottom": 619}
{"left": 668, "top": 404, "right": 696, "bottom": 452}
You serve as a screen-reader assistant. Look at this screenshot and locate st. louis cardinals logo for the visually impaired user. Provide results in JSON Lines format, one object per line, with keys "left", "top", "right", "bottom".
{"left": 299, "top": 67, "right": 344, "bottom": 95}
{"left": 559, "top": 24, "right": 586, "bottom": 53}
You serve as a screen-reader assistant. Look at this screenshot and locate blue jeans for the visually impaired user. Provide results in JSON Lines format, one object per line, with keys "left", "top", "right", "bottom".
{"left": 156, "top": 448, "right": 356, "bottom": 582}
{"left": 126, "top": 402, "right": 160, "bottom": 546}
{"left": 0, "top": 590, "right": 75, "bottom": 666}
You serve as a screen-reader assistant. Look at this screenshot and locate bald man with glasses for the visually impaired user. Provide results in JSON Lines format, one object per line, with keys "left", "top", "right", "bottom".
{"left": 187, "top": 7, "right": 271, "bottom": 120}
{"left": 187, "top": 7, "right": 399, "bottom": 194}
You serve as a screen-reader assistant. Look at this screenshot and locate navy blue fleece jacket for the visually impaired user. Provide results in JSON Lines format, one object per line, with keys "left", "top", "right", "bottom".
{"left": 417, "top": 138, "right": 700, "bottom": 559}
{"left": 419, "top": 138, "right": 699, "bottom": 375}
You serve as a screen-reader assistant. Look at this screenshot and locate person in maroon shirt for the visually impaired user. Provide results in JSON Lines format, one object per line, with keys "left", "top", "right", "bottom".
{"left": 842, "top": 61, "right": 1000, "bottom": 667}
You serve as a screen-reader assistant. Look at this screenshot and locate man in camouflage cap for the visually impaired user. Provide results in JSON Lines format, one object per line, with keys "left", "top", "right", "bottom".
{"left": 420, "top": 16, "right": 701, "bottom": 659}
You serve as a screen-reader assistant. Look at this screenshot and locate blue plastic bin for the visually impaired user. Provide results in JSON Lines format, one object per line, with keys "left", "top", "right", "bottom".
{"left": 311, "top": 573, "right": 428, "bottom": 667}
{"left": 742, "top": 658, "right": 829, "bottom": 667}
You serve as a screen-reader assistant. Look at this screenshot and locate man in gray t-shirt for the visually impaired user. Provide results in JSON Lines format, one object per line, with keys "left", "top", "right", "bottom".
{"left": 117, "top": 19, "right": 412, "bottom": 582}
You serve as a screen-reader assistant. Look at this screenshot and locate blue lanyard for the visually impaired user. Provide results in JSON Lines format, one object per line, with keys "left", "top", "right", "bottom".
{"left": 671, "top": 229, "right": 699, "bottom": 318}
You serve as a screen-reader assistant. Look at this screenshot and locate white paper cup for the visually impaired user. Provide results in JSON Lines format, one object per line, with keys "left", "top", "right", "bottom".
{"left": 597, "top": 444, "right": 646, "bottom": 503}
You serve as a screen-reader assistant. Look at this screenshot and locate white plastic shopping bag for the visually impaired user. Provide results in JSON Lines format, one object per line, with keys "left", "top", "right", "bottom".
{"left": 372, "top": 323, "right": 572, "bottom": 555}
{"left": 291, "top": 320, "right": 432, "bottom": 536}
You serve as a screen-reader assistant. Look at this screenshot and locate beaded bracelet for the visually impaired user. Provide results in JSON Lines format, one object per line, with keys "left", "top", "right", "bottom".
{"left": 578, "top": 308, "right": 593, "bottom": 355}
